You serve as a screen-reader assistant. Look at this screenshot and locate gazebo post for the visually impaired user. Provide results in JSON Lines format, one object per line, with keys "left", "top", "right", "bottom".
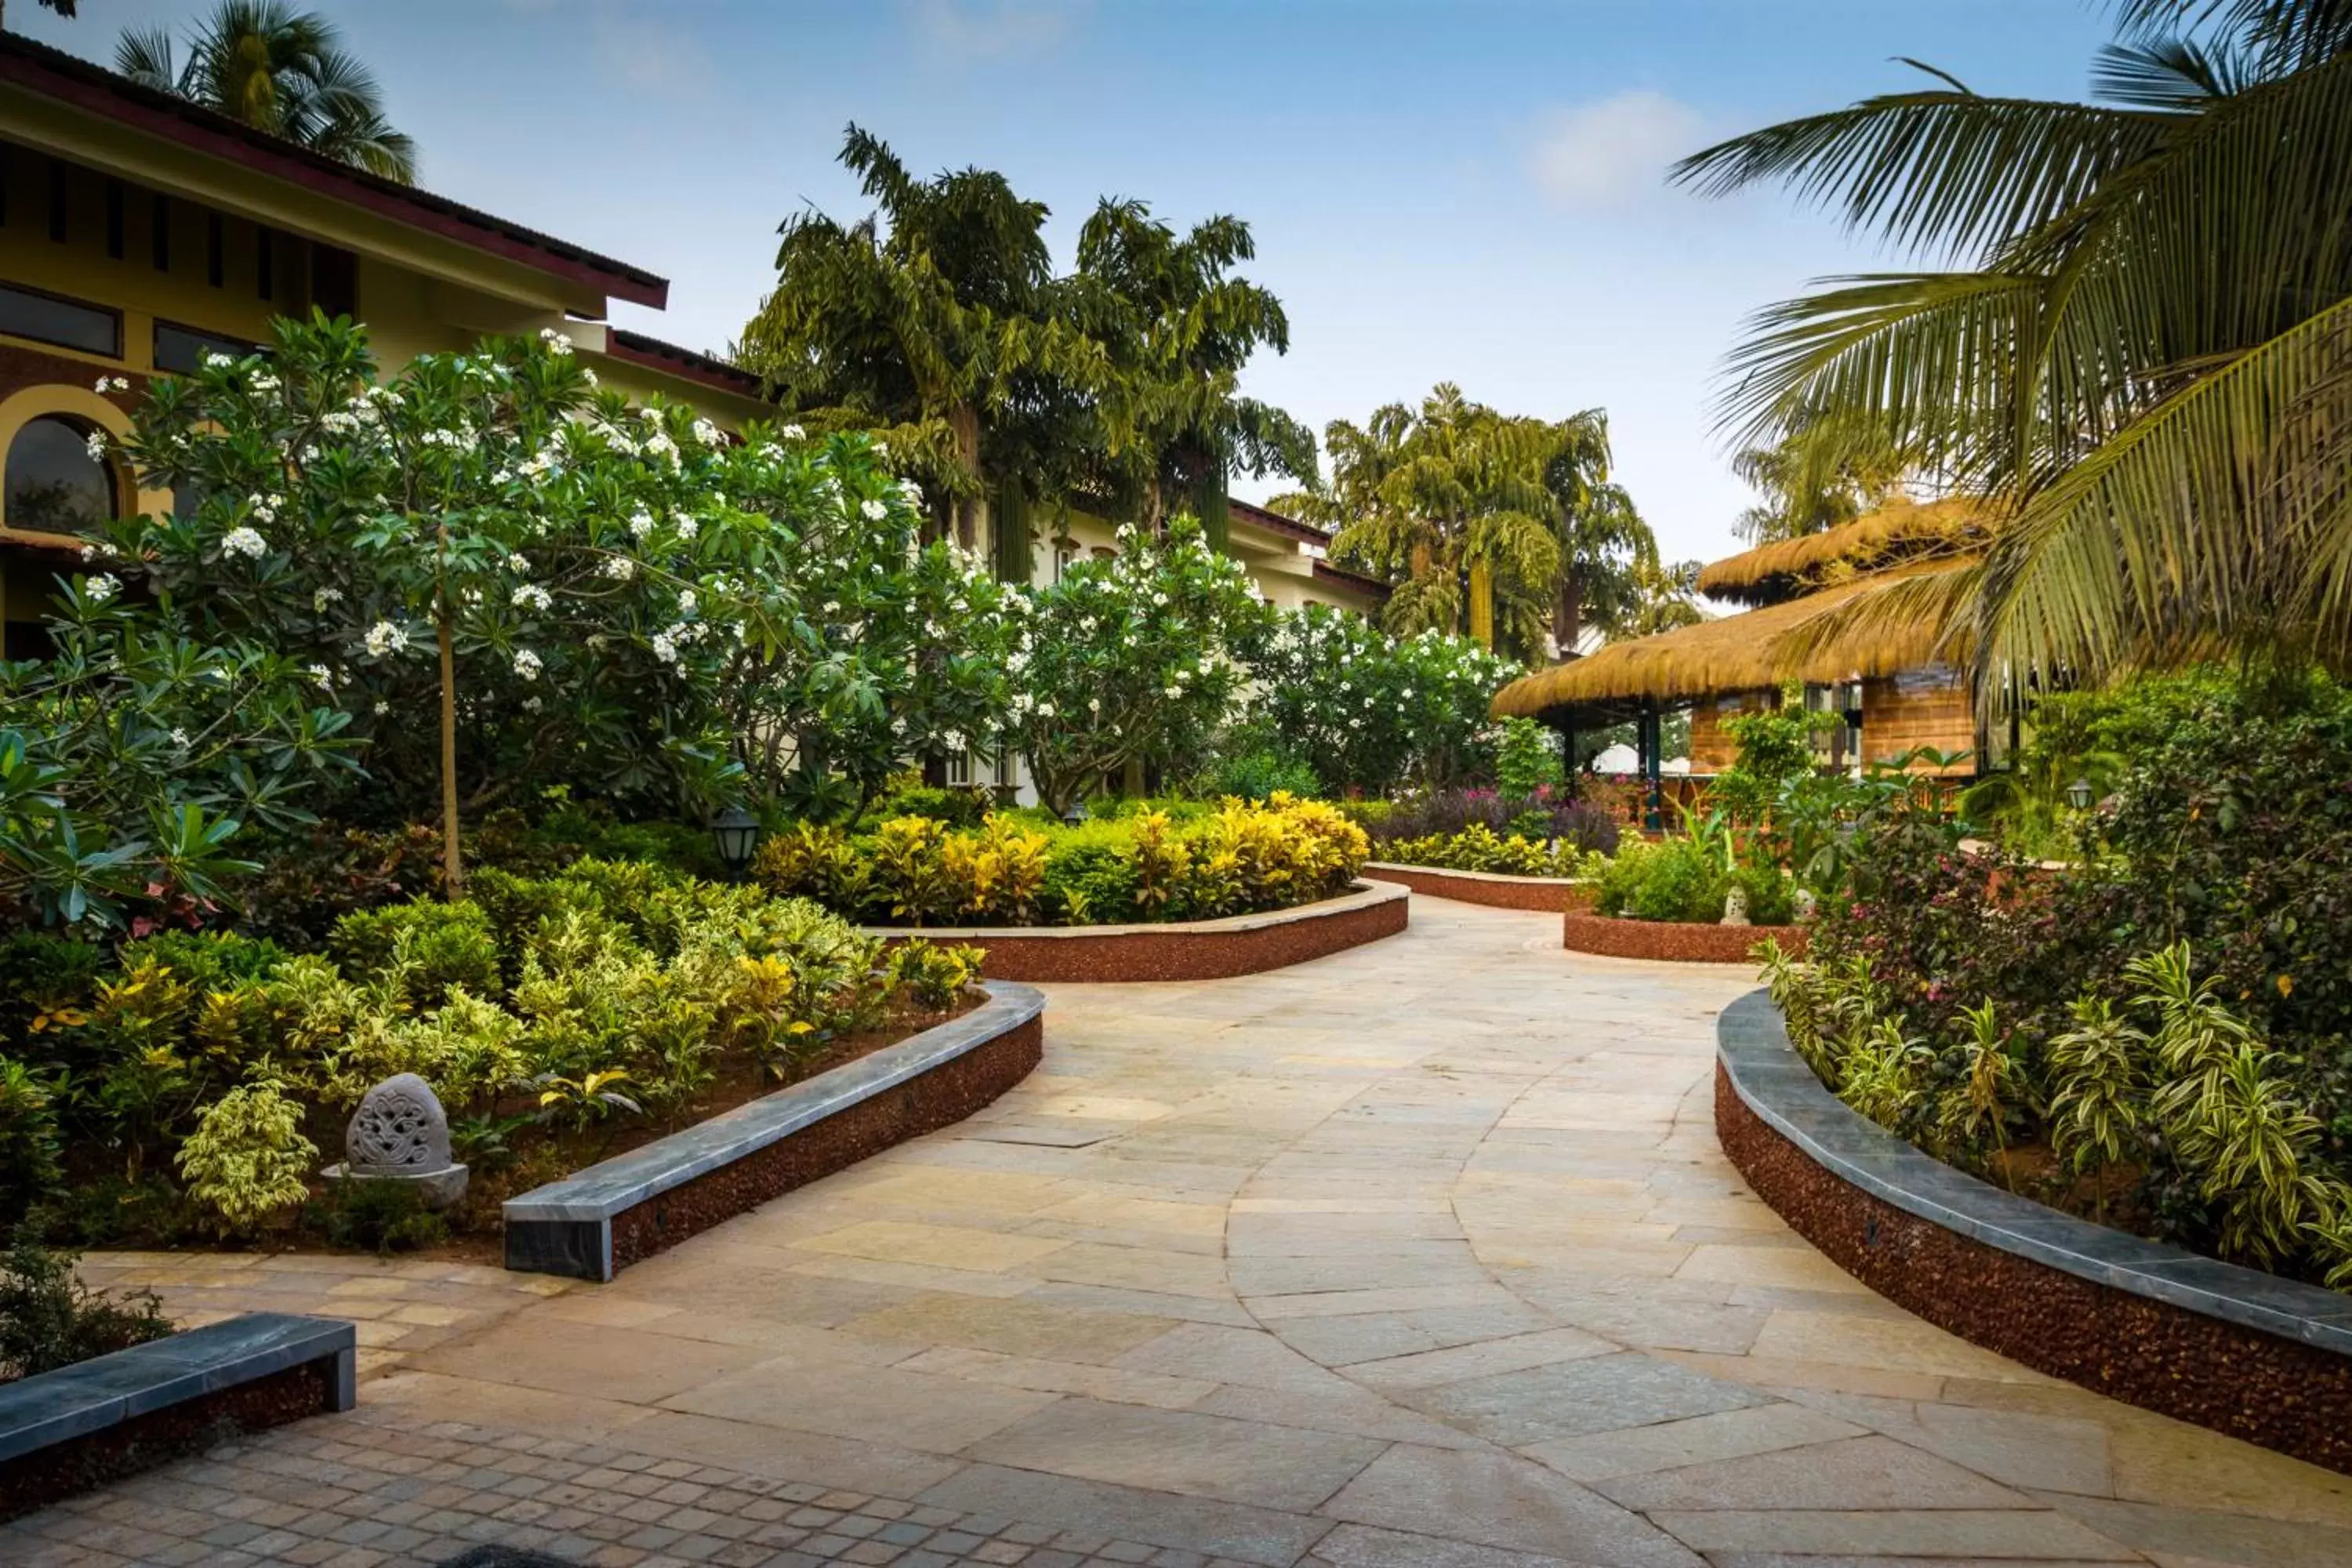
{"left": 1548, "top": 713, "right": 1577, "bottom": 799}
{"left": 1641, "top": 700, "right": 1663, "bottom": 833}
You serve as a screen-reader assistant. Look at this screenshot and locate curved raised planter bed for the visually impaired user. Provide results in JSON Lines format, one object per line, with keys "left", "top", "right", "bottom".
{"left": 1367, "top": 862, "right": 1593, "bottom": 913}
{"left": 506, "top": 981, "right": 1044, "bottom": 1282}
{"left": 867, "top": 880, "right": 1407, "bottom": 982}
{"left": 1716, "top": 989, "right": 2352, "bottom": 1475}
{"left": 0, "top": 1313, "right": 354, "bottom": 1520}
{"left": 1563, "top": 910, "right": 1802, "bottom": 964}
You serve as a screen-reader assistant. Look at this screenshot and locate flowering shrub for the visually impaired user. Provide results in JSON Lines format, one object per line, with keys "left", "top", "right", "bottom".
{"left": 755, "top": 795, "right": 1370, "bottom": 926}
{"left": 81, "top": 314, "right": 1015, "bottom": 891}
{"left": 1004, "top": 520, "right": 1268, "bottom": 815}
{"left": 1239, "top": 605, "right": 1519, "bottom": 794}
{"left": 1367, "top": 789, "right": 1620, "bottom": 855}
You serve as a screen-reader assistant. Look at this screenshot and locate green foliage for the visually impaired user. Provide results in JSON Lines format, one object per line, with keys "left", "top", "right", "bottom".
{"left": 1381, "top": 825, "right": 1595, "bottom": 880}
{"left": 330, "top": 901, "right": 501, "bottom": 1011}
{"left": 1006, "top": 520, "right": 1269, "bottom": 815}
{"left": 1493, "top": 719, "right": 1566, "bottom": 801}
{"left": 1712, "top": 708, "right": 1819, "bottom": 823}
{"left": 309, "top": 1178, "right": 445, "bottom": 1255}
{"left": 1238, "top": 606, "right": 1520, "bottom": 793}
{"left": 760, "top": 797, "right": 1370, "bottom": 927}
{"left": 0, "top": 1059, "right": 64, "bottom": 1228}
{"left": 1194, "top": 735, "right": 1322, "bottom": 805}
{"left": 0, "top": 1242, "right": 173, "bottom": 1379}
{"left": 174, "top": 1082, "right": 318, "bottom": 1238}
{"left": 888, "top": 941, "right": 987, "bottom": 1012}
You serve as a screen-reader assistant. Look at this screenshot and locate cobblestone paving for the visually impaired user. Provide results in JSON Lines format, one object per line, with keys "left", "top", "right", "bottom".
{"left": 31, "top": 898, "right": 2352, "bottom": 1566}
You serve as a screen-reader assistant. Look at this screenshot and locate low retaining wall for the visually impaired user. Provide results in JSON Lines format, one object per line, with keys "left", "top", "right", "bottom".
{"left": 1563, "top": 910, "right": 1802, "bottom": 964}
{"left": 1366, "top": 862, "right": 1592, "bottom": 913}
{"left": 868, "top": 880, "right": 1407, "bottom": 982}
{"left": 506, "top": 982, "right": 1045, "bottom": 1281}
{"left": 1715, "top": 989, "right": 2352, "bottom": 1475}
{"left": 0, "top": 1313, "right": 355, "bottom": 1520}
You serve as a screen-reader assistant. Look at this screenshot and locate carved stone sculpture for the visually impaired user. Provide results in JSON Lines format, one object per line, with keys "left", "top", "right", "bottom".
{"left": 1721, "top": 886, "right": 1751, "bottom": 927}
{"left": 323, "top": 1073, "right": 467, "bottom": 1209}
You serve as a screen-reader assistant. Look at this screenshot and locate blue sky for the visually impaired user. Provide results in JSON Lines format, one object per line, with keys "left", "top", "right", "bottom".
{"left": 21, "top": 0, "right": 2114, "bottom": 566}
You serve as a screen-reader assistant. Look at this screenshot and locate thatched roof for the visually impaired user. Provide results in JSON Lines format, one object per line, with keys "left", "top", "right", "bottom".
{"left": 1696, "top": 497, "right": 1988, "bottom": 606}
{"left": 1490, "top": 562, "right": 1969, "bottom": 720}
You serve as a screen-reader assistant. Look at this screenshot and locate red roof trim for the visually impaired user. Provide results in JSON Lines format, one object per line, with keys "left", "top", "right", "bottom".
{"left": 0, "top": 35, "right": 667, "bottom": 310}
{"left": 1313, "top": 559, "right": 1390, "bottom": 600}
{"left": 1228, "top": 496, "right": 1330, "bottom": 546}
{"left": 605, "top": 328, "right": 764, "bottom": 400}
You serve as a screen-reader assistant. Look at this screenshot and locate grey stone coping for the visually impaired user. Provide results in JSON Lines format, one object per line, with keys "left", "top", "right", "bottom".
{"left": 505, "top": 980, "right": 1045, "bottom": 1229}
{"left": 858, "top": 879, "right": 1404, "bottom": 942}
{"left": 0, "top": 1312, "right": 356, "bottom": 1463}
{"left": 1719, "top": 989, "right": 2352, "bottom": 1356}
{"left": 1366, "top": 861, "right": 1591, "bottom": 887}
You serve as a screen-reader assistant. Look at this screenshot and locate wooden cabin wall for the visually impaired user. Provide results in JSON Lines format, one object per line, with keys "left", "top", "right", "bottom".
{"left": 1686, "top": 689, "right": 1778, "bottom": 772}
{"left": 1861, "top": 668, "right": 1975, "bottom": 775}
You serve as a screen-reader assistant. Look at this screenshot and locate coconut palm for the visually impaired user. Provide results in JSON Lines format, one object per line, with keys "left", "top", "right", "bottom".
{"left": 738, "top": 125, "right": 1102, "bottom": 552}
{"left": 1066, "top": 199, "right": 1316, "bottom": 540}
{"left": 114, "top": 2, "right": 416, "bottom": 183}
{"left": 1676, "top": 0, "right": 2352, "bottom": 692}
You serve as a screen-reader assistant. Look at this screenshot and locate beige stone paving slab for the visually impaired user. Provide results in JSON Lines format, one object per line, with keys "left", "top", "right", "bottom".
{"left": 615, "top": 1406, "right": 969, "bottom": 1497}
{"left": 1522, "top": 1401, "right": 1870, "bottom": 1483}
{"left": 785, "top": 1247, "right": 1047, "bottom": 1298}
{"left": 1119, "top": 1323, "right": 1357, "bottom": 1391}
{"left": 1317, "top": 1443, "right": 1706, "bottom": 1568}
{"left": 1019, "top": 1237, "right": 1237, "bottom": 1298}
{"left": 1748, "top": 1309, "right": 2066, "bottom": 1383}
{"left": 1675, "top": 1243, "right": 1878, "bottom": 1294}
{"left": 839, "top": 1289, "right": 1183, "bottom": 1363}
{"left": 1345, "top": 1326, "right": 1618, "bottom": 1390}
{"left": 407, "top": 1316, "right": 772, "bottom": 1405}
{"left": 1648, "top": 1508, "right": 2140, "bottom": 1560}
{"left": 1662, "top": 1348, "right": 1950, "bottom": 1402}
{"left": 898, "top": 1344, "right": 1218, "bottom": 1408}
{"left": 916, "top": 1461, "right": 1335, "bottom": 1566}
{"left": 659, "top": 1356, "right": 1062, "bottom": 1452}
{"left": 790, "top": 1217, "right": 1076, "bottom": 1272}
{"left": 1593, "top": 1433, "right": 2039, "bottom": 1512}
{"left": 362, "top": 1368, "right": 661, "bottom": 1441}
{"left": 966, "top": 1397, "right": 1387, "bottom": 1511}
{"left": 1306, "top": 1522, "right": 1595, "bottom": 1567}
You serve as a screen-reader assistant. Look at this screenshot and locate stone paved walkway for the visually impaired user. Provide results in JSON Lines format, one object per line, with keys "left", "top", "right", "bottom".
{"left": 24, "top": 898, "right": 2352, "bottom": 1567}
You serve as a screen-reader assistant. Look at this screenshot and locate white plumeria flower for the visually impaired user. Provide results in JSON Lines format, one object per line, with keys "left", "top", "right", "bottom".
{"left": 364, "top": 621, "right": 408, "bottom": 658}
{"left": 629, "top": 509, "right": 655, "bottom": 539}
{"left": 1087, "top": 697, "right": 1102, "bottom": 713}
{"left": 859, "top": 498, "right": 887, "bottom": 522}
{"left": 512, "top": 585, "right": 552, "bottom": 612}
{"left": 513, "top": 648, "right": 543, "bottom": 681}
{"left": 373, "top": 699, "right": 390, "bottom": 715}
{"left": 506, "top": 553, "right": 530, "bottom": 573}
{"left": 780, "top": 423, "right": 806, "bottom": 441}
{"left": 169, "top": 728, "right": 191, "bottom": 749}
{"left": 692, "top": 418, "right": 724, "bottom": 448}
{"left": 314, "top": 586, "right": 345, "bottom": 611}
{"left": 307, "top": 663, "right": 333, "bottom": 688}
{"left": 84, "top": 573, "right": 121, "bottom": 604}
{"left": 601, "top": 556, "right": 637, "bottom": 582}
{"left": 84, "top": 430, "right": 109, "bottom": 463}
{"left": 221, "top": 526, "right": 267, "bottom": 559}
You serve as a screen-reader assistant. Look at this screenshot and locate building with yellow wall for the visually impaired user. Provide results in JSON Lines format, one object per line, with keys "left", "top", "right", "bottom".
{"left": 0, "top": 30, "right": 1380, "bottom": 667}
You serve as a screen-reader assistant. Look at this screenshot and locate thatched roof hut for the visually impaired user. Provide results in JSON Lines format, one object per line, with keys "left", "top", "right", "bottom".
{"left": 1694, "top": 497, "right": 1987, "bottom": 607}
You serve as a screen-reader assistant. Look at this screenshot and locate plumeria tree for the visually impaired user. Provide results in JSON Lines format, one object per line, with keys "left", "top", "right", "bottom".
{"left": 1240, "top": 607, "right": 1520, "bottom": 793}
{"left": 100, "top": 314, "right": 1014, "bottom": 888}
{"left": 1004, "top": 518, "right": 1269, "bottom": 814}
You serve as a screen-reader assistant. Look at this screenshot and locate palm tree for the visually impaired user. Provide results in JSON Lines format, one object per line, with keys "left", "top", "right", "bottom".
{"left": 1731, "top": 416, "right": 1919, "bottom": 544}
{"left": 1301, "top": 387, "right": 1664, "bottom": 661}
{"left": 114, "top": 2, "right": 416, "bottom": 183}
{"left": 738, "top": 126, "right": 1102, "bottom": 553}
{"left": 1065, "top": 199, "right": 1316, "bottom": 539}
{"left": 1676, "top": 0, "right": 2352, "bottom": 692}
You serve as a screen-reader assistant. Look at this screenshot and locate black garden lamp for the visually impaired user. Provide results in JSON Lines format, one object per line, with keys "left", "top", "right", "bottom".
{"left": 710, "top": 805, "right": 762, "bottom": 879}
{"left": 1061, "top": 797, "right": 1088, "bottom": 829}
{"left": 2065, "top": 777, "right": 2095, "bottom": 812}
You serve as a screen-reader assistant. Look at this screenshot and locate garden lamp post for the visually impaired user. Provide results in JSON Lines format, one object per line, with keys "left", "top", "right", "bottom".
{"left": 2066, "top": 777, "right": 2095, "bottom": 812}
{"left": 710, "top": 806, "right": 762, "bottom": 881}
{"left": 1062, "top": 798, "right": 1087, "bottom": 829}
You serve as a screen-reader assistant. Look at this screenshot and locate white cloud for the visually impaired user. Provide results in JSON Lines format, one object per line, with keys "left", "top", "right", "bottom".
{"left": 592, "top": 5, "right": 716, "bottom": 97}
{"left": 902, "top": 0, "right": 1088, "bottom": 58}
{"left": 1528, "top": 90, "right": 1706, "bottom": 207}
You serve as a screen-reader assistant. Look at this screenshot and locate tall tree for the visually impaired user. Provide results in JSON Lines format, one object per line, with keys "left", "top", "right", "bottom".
{"left": 1731, "top": 416, "right": 1918, "bottom": 544}
{"left": 738, "top": 126, "right": 1100, "bottom": 554}
{"left": 1291, "top": 386, "right": 1664, "bottom": 662}
{"left": 114, "top": 2, "right": 416, "bottom": 183}
{"left": 1065, "top": 200, "right": 1316, "bottom": 538}
{"left": 1678, "top": 0, "right": 2352, "bottom": 690}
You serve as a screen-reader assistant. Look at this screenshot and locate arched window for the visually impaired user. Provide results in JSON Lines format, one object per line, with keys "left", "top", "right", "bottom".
{"left": 5, "top": 413, "right": 118, "bottom": 535}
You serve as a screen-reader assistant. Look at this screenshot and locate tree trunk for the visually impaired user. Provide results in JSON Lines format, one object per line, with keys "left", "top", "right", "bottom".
{"left": 436, "top": 597, "right": 464, "bottom": 895}
{"left": 1554, "top": 570, "right": 1583, "bottom": 662}
{"left": 1468, "top": 561, "right": 1494, "bottom": 649}
{"left": 947, "top": 402, "right": 982, "bottom": 547}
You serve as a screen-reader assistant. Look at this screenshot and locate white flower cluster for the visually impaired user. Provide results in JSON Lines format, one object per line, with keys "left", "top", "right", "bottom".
{"left": 221, "top": 526, "right": 267, "bottom": 560}
{"left": 513, "top": 648, "right": 543, "bottom": 681}
{"left": 512, "top": 584, "right": 553, "bottom": 612}
{"left": 538, "top": 327, "right": 575, "bottom": 355}
{"left": 364, "top": 621, "right": 408, "bottom": 658}
{"left": 83, "top": 429, "right": 110, "bottom": 463}
{"left": 83, "top": 573, "right": 121, "bottom": 604}
{"left": 692, "top": 418, "right": 724, "bottom": 448}
{"left": 93, "top": 375, "right": 130, "bottom": 394}
{"left": 314, "top": 586, "right": 344, "bottom": 612}
{"left": 601, "top": 556, "right": 637, "bottom": 582}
